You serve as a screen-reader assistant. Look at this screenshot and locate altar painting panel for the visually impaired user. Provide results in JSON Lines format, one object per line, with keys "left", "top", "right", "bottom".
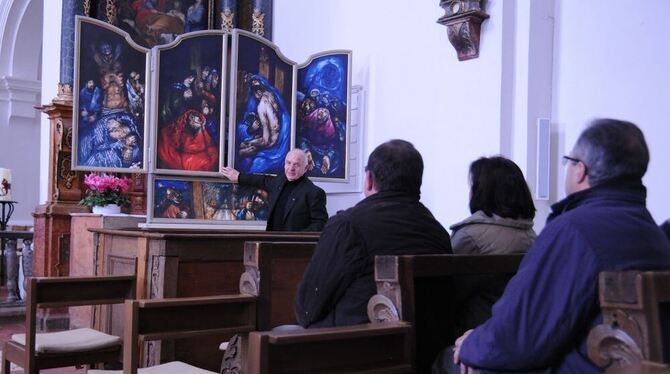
{"left": 228, "top": 30, "right": 295, "bottom": 176}
{"left": 72, "top": 16, "right": 150, "bottom": 173}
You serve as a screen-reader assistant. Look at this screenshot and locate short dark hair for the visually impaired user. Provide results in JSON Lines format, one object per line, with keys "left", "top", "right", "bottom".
{"left": 573, "top": 118, "right": 649, "bottom": 186}
{"left": 468, "top": 156, "right": 536, "bottom": 220}
{"left": 366, "top": 139, "right": 423, "bottom": 195}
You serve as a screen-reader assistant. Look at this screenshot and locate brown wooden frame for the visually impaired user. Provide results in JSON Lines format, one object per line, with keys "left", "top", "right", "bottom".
{"left": 587, "top": 270, "right": 670, "bottom": 373}
{"left": 2, "top": 275, "right": 136, "bottom": 374}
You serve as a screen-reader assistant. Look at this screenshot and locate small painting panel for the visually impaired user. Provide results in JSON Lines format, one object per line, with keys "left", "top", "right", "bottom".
{"left": 114, "top": 0, "right": 211, "bottom": 47}
{"left": 229, "top": 30, "right": 295, "bottom": 175}
{"left": 152, "top": 178, "right": 195, "bottom": 219}
{"left": 148, "top": 175, "right": 269, "bottom": 226}
{"left": 296, "top": 51, "right": 351, "bottom": 181}
{"left": 73, "top": 16, "right": 149, "bottom": 173}
{"left": 153, "top": 32, "right": 226, "bottom": 176}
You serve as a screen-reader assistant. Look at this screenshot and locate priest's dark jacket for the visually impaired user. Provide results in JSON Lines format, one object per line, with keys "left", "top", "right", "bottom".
{"left": 239, "top": 173, "right": 328, "bottom": 231}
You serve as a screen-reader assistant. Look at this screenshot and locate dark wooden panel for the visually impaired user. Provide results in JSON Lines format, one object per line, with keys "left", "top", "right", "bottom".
{"left": 177, "top": 261, "right": 245, "bottom": 296}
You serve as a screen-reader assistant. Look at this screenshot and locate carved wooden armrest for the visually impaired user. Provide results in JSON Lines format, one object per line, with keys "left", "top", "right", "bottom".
{"left": 239, "top": 268, "right": 260, "bottom": 296}
{"left": 367, "top": 293, "right": 400, "bottom": 323}
{"left": 587, "top": 322, "right": 645, "bottom": 372}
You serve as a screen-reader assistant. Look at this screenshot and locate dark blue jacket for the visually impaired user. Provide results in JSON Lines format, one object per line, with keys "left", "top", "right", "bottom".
{"left": 459, "top": 178, "right": 670, "bottom": 373}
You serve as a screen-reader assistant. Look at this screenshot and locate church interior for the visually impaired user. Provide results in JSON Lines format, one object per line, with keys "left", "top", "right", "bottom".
{"left": 0, "top": 0, "right": 669, "bottom": 373}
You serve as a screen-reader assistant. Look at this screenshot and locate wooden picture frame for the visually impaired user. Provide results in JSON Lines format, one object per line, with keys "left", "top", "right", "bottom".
{"left": 72, "top": 16, "right": 150, "bottom": 173}
{"left": 147, "top": 174, "right": 268, "bottom": 229}
{"left": 151, "top": 31, "right": 227, "bottom": 177}
{"left": 228, "top": 29, "right": 296, "bottom": 176}
{"left": 295, "top": 51, "right": 352, "bottom": 182}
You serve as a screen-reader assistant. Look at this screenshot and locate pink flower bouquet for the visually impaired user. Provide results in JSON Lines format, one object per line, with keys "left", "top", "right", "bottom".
{"left": 79, "top": 173, "right": 132, "bottom": 207}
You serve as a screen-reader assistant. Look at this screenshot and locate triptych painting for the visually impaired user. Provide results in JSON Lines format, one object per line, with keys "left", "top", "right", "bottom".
{"left": 72, "top": 16, "right": 352, "bottom": 225}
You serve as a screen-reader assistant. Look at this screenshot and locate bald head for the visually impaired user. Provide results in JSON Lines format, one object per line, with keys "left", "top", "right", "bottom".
{"left": 284, "top": 149, "right": 309, "bottom": 181}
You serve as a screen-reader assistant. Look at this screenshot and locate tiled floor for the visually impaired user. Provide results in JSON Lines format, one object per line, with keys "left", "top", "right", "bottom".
{"left": 0, "top": 319, "right": 86, "bottom": 373}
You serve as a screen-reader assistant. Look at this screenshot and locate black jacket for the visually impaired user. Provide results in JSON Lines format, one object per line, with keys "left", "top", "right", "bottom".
{"left": 239, "top": 173, "right": 328, "bottom": 232}
{"left": 294, "top": 191, "right": 452, "bottom": 327}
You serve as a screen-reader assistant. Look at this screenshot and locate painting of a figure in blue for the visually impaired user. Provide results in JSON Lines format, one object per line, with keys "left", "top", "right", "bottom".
{"left": 296, "top": 52, "right": 350, "bottom": 180}
{"left": 232, "top": 31, "right": 294, "bottom": 175}
{"left": 113, "top": 0, "right": 210, "bottom": 47}
{"left": 202, "top": 182, "right": 270, "bottom": 221}
{"left": 74, "top": 18, "right": 148, "bottom": 172}
{"left": 152, "top": 179, "right": 194, "bottom": 219}
{"left": 155, "top": 33, "right": 224, "bottom": 174}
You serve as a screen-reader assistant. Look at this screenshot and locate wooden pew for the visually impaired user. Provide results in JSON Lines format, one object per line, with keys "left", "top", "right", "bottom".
{"left": 90, "top": 229, "right": 319, "bottom": 370}
{"left": 587, "top": 270, "right": 670, "bottom": 373}
{"left": 234, "top": 253, "right": 524, "bottom": 373}
{"left": 367, "top": 254, "right": 525, "bottom": 373}
{"left": 246, "top": 322, "right": 414, "bottom": 374}
{"left": 88, "top": 294, "right": 257, "bottom": 374}
{"left": 159, "top": 240, "right": 316, "bottom": 372}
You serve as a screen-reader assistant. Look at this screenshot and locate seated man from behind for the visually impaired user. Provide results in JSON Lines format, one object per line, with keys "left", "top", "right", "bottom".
{"left": 661, "top": 219, "right": 670, "bottom": 241}
{"left": 295, "top": 139, "right": 453, "bottom": 328}
{"left": 435, "top": 118, "right": 670, "bottom": 373}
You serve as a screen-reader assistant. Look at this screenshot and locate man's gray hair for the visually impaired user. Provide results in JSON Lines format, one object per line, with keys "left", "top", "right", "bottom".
{"left": 287, "top": 148, "right": 308, "bottom": 165}
{"left": 572, "top": 118, "right": 649, "bottom": 186}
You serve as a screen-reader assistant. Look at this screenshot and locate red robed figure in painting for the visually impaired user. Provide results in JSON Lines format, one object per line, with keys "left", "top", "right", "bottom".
{"left": 158, "top": 109, "right": 218, "bottom": 171}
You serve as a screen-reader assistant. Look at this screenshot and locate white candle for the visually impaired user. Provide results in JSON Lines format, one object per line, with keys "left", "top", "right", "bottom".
{"left": 0, "top": 168, "right": 12, "bottom": 201}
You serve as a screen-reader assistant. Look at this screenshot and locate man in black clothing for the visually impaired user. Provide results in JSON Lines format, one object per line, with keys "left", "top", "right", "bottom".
{"left": 221, "top": 148, "right": 327, "bottom": 231}
{"left": 294, "top": 139, "right": 452, "bottom": 328}
{"left": 661, "top": 219, "right": 670, "bottom": 241}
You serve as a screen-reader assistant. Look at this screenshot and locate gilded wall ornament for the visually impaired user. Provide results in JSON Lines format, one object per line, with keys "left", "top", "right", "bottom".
{"left": 221, "top": 8, "right": 235, "bottom": 32}
{"left": 251, "top": 9, "right": 265, "bottom": 36}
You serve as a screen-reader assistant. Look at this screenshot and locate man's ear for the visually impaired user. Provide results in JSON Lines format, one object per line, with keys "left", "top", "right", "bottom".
{"left": 364, "top": 170, "right": 376, "bottom": 195}
{"left": 576, "top": 161, "right": 588, "bottom": 184}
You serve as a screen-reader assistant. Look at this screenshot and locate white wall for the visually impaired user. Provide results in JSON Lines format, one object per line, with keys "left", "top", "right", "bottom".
{"left": 0, "top": 0, "right": 43, "bottom": 226}
{"left": 274, "top": 0, "right": 509, "bottom": 228}
{"left": 40, "top": 1, "right": 62, "bottom": 205}
{"left": 553, "top": 0, "right": 670, "bottom": 224}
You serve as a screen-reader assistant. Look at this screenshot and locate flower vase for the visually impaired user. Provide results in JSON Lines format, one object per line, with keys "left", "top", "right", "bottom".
{"left": 92, "top": 204, "right": 121, "bottom": 215}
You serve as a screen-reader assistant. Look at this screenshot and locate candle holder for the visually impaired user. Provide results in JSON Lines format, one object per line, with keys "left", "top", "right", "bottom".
{"left": 0, "top": 201, "right": 16, "bottom": 231}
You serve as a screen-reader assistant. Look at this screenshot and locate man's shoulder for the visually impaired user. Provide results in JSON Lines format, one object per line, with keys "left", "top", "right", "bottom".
{"left": 297, "top": 177, "right": 325, "bottom": 194}
{"left": 322, "top": 204, "right": 359, "bottom": 228}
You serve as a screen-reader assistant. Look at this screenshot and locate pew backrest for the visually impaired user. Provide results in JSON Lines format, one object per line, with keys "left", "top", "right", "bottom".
{"left": 368, "top": 253, "right": 525, "bottom": 373}
{"left": 239, "top": 241, "right": 317, "bottom": 330}
{"left": 124, "top": 294, "right": 256, "bottom": 374}
{"left": 246, "top": 322, "right": 414, "bottom": 374}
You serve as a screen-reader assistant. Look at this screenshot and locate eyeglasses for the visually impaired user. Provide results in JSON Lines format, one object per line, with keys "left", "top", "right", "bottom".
{"left": 561, "top": 155, "right": 581, "bottom": 166}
